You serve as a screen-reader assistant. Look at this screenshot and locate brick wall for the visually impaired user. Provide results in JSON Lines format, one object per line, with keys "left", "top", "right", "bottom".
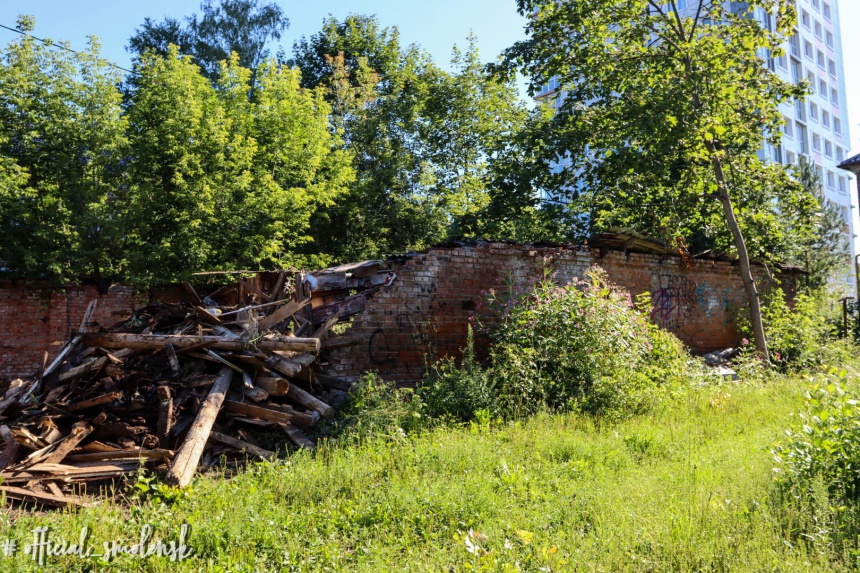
{"left": 0, "top": 283, "right": 184, "bottom": 380}
{"left": 326, "top": 243, "right": 793, "bottom": 383}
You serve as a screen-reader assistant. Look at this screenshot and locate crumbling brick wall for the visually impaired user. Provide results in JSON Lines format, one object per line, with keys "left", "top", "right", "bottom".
{"left": 326, "top": 242, "right": 794, "bottom": 383}
{"left": 0, "top": 283, "right": 182, "bottom": 379}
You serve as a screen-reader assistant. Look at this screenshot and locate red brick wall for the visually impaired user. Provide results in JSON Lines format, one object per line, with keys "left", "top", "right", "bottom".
{"left": 326, "top": 243, "right": 790, "bottom": 383}
{"left": 0, "top": 283, "right": 183, "bottom": 380}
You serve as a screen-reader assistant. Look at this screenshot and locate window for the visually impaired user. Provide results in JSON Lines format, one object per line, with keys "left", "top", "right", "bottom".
{"left": 817, "top": 50, "right": 825, "bottom": 69}
{"left": 815, "top": 165, "right": 824, "bottom": 185}
{"left": 826, "top": 31, "right": 834, "bottom": 48}
{"left": 834, "top": 118, "right": 842, "bottom": 135}
{"left": 812, "top": 0, "right": 820, "bottom": 10}
{"left": 802, "top": 10, "right": 811, "bottom": 29}
{"left": 804, "top": 40, "right": 814, "bottom": 59}
{"left": 798, "top": 126, "right": 809, "bottom": 153}
{"left": 786, "top": 150, "right": 796, "bottom": 164}
{"left": 824, "top": 3, "right": 832, "bottom": 21}
{"left": 822, "top": 110, "right": 830, "bottom": 129}
{"left": 783, "top": 116, "right": 794, "bottom": 137}
{"left": 819, "top": 78, "right": 828, "bottom": 96}
{"left": 810, "top": 102, "right": 819, "bottom": 121}
{"left": 777, "top": 53, "right": 788, "bottom": 69}
{"left": 790, "top": 35, "right": 802, "bottom": 58}
{"left": 831, "top": 88, "right": 839, "bottom": 106}
{"left": 813, "top": 132, "right": 821, "bottom": 152}
{"left": 771, "top": 143, "right": 783, "bottom": 164}
{"left": 837, "top": 147, "right": 844, "bottom": 162}
{"left": 825, "top": 140, "right": 833, "bottom": 158}
{"left": 828, "top": 59, "right": 836, "bottom": 77}
{"left": 808, "top": 71, "right": 816, "bottom": 92}
{"left": 796, "top": 99, "right": 807, "bottom": 123}
{"left": 839, "top": 176, "right": 847, "bottom": 194}
{"left": 826, "top": 171, "right": 835, "bottom": 190}
{"left": 815, "top": 21, "right": 823, "bottom": 40}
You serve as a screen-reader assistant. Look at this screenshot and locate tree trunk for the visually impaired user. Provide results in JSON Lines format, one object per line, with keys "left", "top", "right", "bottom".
{"left": 706, "top": 145, "right": 769, "bottom": 360}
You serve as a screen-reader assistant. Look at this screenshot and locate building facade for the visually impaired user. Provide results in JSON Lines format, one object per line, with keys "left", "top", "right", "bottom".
{"left": 534, "top": 0, "right": 858, "bottom": 291}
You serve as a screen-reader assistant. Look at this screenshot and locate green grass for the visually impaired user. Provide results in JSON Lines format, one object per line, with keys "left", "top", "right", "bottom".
{"left": 0, "top": 374, "right": 855, "bottom": 572}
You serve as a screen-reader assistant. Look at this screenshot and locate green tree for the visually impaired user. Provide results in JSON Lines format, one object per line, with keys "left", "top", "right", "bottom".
{"left": 0, "top": 16, "right": 127, "bottom": 283}
{"left": 785, "top": 157, "right": 852, "bottom": 291}
{"left": 121, "top": 48, "right": 352, "bottom": 285}
{"left": 496, "top": 0, "right": 810, "bottom": 358}
{"left": 127, "top": 0, "right": 288, "bottom": 80}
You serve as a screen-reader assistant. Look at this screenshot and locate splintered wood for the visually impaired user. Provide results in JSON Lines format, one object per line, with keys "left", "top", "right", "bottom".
{"left": 0, "top": 266, "right": 389, "bottom": 507}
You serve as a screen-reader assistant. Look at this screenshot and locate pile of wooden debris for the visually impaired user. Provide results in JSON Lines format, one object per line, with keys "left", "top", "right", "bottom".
{"left": 0, "top": 266, "right": 391, "bottom": 508}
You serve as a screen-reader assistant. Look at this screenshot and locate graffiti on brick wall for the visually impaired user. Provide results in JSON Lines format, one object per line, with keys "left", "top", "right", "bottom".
{"left": 366, "top": 280, "right": 444, "bottom": 366}
{"left": 651, "top": 274, "right": 740, "bottom": 332}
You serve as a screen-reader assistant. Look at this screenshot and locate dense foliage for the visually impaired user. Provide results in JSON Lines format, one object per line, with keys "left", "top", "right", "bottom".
{"left": 422, "top": 268, "right": 693, "bottom": 421}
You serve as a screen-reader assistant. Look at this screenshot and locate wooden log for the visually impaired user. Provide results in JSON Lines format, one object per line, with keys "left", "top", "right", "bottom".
{"left": 262, "top": 403, "right": 318, "bottom": 428}
{"left": 156, "top": 386, "right": 173, "bottom": 449}
{"left": 255, "top": 376, "right": 290, "bottom": 397}
{"left": 84, "top": 333, "right": 320, "bottom": 354}
{"left": 0, "top": 485, "right": 88, "bottom": 508}
{"left": 65, "top": 391, "right": 123, "bottom": 413}
{"left": 164, "top": 366, "right": 233, "bottom": 488}
{"left": 256, "top": 299, "right": 310, "bottom": 332}
{"left": 287, "top": 384, "right": 334, "bottom": 419}
{"left": 222, "top": 401, "right": 292, "bottom": 425}
{"left": 281, "top": 425, "right": 315, "bottom": 450}
{"left": 321, "top": 335, "right": 364, "bottom": 351}
{"left": 260, "top": 352, "right": 304, "bottom": 378}
{"left": 208, "top": 432, "right": 273, "bottom": 459}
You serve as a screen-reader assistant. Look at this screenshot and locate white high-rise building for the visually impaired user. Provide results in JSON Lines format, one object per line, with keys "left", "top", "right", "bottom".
{"left": 534, "top": 1, "right": 858, "bottom": 291}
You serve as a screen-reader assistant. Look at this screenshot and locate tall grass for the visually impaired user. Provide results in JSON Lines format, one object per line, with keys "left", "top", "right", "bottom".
{"left": 0, "top": 374, "right": 855, "bottom": 572}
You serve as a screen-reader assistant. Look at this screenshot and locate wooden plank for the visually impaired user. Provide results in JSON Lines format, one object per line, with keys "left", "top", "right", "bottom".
{"left": 156, "top": 386, "right": 173, "bottom": 449}
{"left": 182, "top": 281, "right": 203, "bottom": 305}
{"left": 0, "top": 485, "right": 88, "bottom": 508}
{"left": 313, "top": 314, "right": 340, "bottom": 339}
{"left": 256, "top": 299, "right": 310, "bottom": 332}
{"left": 208, "top": 432, "right": 273, "bottom": 459}
{"left": 287, "top": 384, "right": 334, "bottom": 419}
{"left": 165, "top": 343, "right": 181, "bottom": 375}
{"left": 194, "top": 306, "right": 223, "bottom": 326}
{"left": 84, "top": 333, "right": 320, "bottom": 354}
{"left": 262, "top": 403, "right": 317, "bottom": 428}
{"left": 65, "top": 391, "right": 122, "bottom": 413}
{"left": 63, "top": 449, "right": 174, "bottom": 464}
{"left": 42, "top": 299, "right": 97, "bottom": 379}
{"left": 222, "top": 401, "right": 292, "bottom": 425}
{"left": 164, "top": 366, "right": 233, "bottom": 488}
{"left": 57, "top": 356, "right": 107, "bottom": 383}
{"left": 41, "top": 425, "right": 93, "bottom": 465}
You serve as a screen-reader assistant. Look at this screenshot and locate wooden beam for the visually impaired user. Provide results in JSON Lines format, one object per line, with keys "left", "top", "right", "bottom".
{"left": 84, "top": 333, "right": 320, "bottom": 354}
{"left": 0, "top": 485, "right": 88, "bottom": 508}
{"left": 208, "top": 432, "right": 273, "bottom": 459}
{"left": 222, "top": 401, "right": 292, "bottom": 425}
{"left": 256, "top": 299, "right": 310, "bottom": 332}
{"left": 281, "top": 425, "right": 315, "bottom": 450}
{"left": 156, "top": 386, "right": 173, "bottom": 449}
{"left": 65, "top": 391, "right": 122, "bottom": 413}
{"left": 164, "top": 366, "right": 233, "bottom": 488}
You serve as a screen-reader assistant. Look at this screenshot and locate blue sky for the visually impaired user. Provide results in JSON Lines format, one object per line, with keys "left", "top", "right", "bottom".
{"left": 0, "top": 0, "right": 858, "bottom": 155}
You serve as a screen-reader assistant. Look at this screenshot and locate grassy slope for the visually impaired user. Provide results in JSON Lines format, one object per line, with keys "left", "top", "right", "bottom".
{"left": 0, "top": 377, "right": 847, "bottom": 572}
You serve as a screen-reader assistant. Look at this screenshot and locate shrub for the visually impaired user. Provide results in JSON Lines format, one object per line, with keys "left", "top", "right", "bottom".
{"left": 422, "top": 267, "right": 693, "bottom": 422}
{"left": 740, "top": 287, "right": 839, "bottom": 372}
{"left": 772, "top": 370, "right": 860, "bottom": 556}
